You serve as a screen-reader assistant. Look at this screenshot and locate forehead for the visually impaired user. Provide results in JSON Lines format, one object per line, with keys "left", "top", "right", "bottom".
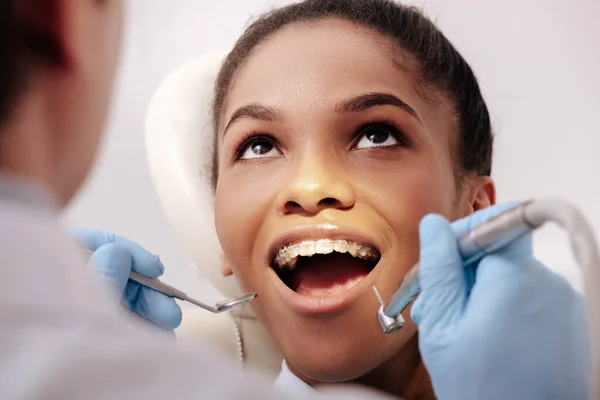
{"left": 222, "top": 19, "right": 444, "bottom": 128}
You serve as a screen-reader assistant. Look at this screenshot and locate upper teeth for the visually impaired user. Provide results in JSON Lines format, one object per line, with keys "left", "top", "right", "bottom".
{"left": 273, "top": 239, "right": 380, "bottom": 270}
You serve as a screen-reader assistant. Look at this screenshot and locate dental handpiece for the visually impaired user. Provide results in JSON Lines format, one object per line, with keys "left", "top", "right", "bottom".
{"left": 375, "top": 199, "right": 600, "bottom": 338}
{"left": 82, "top": 248, "right": 256, "bottom": 313}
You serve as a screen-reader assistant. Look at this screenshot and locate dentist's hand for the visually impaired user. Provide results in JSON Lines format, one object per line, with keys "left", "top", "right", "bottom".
{"left": 411, "top": 203, "right": 589, "bottom": 400}
{"left": 72, "top": 229, "right": 183, "bottom": 331}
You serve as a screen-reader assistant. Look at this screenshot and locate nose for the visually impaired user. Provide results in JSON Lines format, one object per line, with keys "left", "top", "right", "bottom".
{"left": 276, "top": 158, "right": 356, "bottom": 216}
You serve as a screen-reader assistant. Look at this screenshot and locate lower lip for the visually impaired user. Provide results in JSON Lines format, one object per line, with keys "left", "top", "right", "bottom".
{"left": 268, "top": 265, "right": 377, "bottom": 316}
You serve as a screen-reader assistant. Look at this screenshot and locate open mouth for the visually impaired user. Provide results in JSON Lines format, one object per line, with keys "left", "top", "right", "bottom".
{"left": 270, "top": 239, "right": 381, "bottom": 297}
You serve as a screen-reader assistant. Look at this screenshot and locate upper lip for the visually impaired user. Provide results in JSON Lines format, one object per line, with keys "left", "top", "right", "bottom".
{"left": 266, "top": 223, "right": 382, "bottom": 266}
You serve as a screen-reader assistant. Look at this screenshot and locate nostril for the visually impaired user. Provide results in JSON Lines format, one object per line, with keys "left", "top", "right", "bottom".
{"left": 284, "top": 201, "right": 303, "bottom": 213}
{"left": 318, "top": 197, "right": 342, "bottom": 208}
{"left": 281, "top": 196, "right": 353, "bottom": 215}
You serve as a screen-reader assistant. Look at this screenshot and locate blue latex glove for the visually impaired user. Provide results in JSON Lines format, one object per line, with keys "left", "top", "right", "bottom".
{"left": 411, "top": 202, "right": 589, "bottom": 400}
{"left": 72, "top": 229, "right": 182, "bottom": 331}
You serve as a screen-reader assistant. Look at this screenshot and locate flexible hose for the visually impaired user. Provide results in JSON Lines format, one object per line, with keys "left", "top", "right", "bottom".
{"left": 523, "top": 199, "right": 600, "bottom": 399}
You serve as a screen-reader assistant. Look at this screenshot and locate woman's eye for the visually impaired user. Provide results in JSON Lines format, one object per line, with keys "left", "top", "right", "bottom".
{"left": 239, "top": 139, "right": 282, "bottom": 160}
{"left": 354, "top": 123, "right": 403, "bottom": 150}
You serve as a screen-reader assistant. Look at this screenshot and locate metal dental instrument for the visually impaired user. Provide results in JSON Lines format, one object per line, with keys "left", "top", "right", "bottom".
{"left": 125, "top": 270, "right": 257, "bottom": 313}
{"left": 82, "top": 248, "right": 256, "bottom": 313}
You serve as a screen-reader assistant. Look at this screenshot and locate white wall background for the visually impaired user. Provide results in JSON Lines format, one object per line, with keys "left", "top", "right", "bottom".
{"left": 64, "top": 0, "right": 600, "bottom": 304}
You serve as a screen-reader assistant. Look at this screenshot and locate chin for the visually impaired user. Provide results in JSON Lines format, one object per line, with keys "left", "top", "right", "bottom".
{"left": 264, "top": 302, "right": 409, "bottom": 384}
{"left": 284, "top": 334, "right": 393, "bottom": 383}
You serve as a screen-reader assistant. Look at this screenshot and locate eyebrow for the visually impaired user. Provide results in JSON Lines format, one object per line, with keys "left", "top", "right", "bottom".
{"left": 223, "top": 104, "right": 284, "bottom": 136}
{"left": 222, "top": 92, "right": 421, "bottom": 138}
{"left": 334, "top": 92, "right": 421, "bottom": 124}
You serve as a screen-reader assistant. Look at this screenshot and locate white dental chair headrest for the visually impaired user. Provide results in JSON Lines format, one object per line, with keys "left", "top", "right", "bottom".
{"left": 145, "top": 50, "right": 255, "bottom": 316}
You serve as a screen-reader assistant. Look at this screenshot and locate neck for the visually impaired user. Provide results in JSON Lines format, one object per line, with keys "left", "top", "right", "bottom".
{"left": 297, "top": 332, "right": 435, "bottom": 399}
{"left": 354, "top": 334, "right": 435, "bottom": 399}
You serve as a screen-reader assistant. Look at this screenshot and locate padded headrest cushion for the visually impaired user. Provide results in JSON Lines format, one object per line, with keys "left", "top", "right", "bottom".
{"left": 145, "top": 50, "right": 256, "bottom": 317}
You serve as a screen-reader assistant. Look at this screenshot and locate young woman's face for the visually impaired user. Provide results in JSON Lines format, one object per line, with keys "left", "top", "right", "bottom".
{"left": 214, "top": 19, "right": 493, "bottom": 383}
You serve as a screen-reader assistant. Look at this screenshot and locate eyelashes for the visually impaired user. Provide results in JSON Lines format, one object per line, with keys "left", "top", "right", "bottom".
{"left": 351, "top": 118, "right": 411, "bottom": 149}
{"left": 233, "top": 132, "right": 281, "bottom": 161}
{"left": 232, "top": 119, "right": 411, "bottom": 161}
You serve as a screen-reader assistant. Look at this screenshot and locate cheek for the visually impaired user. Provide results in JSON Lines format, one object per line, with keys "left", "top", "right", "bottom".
{"left": 213, "top": 165, "right": 282, "bottom": 280}
{"left": 353, "top": 154, "right": 457, "bottom": 240}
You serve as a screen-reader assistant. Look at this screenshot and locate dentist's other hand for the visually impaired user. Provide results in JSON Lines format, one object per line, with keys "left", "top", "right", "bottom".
{"left": 72, "top": 229, "right": 182, "bottom": 331}
{"left": 411, "top": 203, "right": 589, "bottom": 400}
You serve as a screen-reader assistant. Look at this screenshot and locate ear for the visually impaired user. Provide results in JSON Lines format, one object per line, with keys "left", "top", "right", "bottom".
{"left": 17, "top": 0, "right": 115, "bottom": 72}
{"left": 219, "top": 251, "right": 234, "bottom": 277}
{"left": 466, "top": 176, "right": 496, "bottom": 213}
{"left": 16, "top": 0, "right": 72, "bottom": 67}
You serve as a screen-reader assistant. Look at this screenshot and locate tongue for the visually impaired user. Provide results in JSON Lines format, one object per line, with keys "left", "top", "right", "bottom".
{"left": 290, "top": 253, "right": 372, "bottom": 297}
